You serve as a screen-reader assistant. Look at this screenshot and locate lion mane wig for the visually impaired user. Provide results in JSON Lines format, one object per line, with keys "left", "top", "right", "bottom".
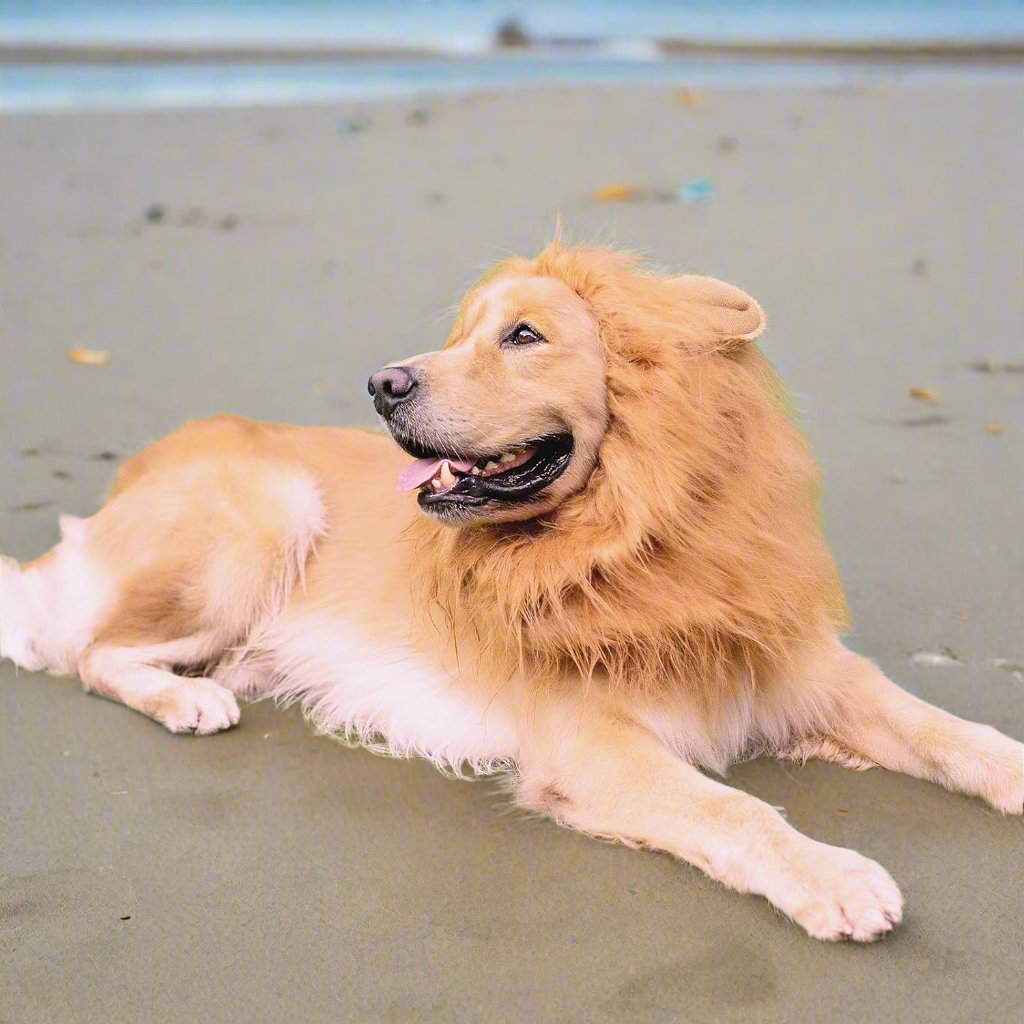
{"left": 411, "top": 239, "right": 847, "bottom": 711}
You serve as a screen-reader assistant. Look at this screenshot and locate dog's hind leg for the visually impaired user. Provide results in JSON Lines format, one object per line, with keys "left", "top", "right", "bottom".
{"left": 1, "top": 529, "right": 247, "bottom": 734}
{"left": 517, "top": 694, "right": 903, "bottom": 942}
{"left": 784, "top": 636, "right": 1023, "bottom": 815}
{"left": 77, "top": 634, "right": 241, "bottom": 734}
{"left": 1, "top": 416, "right": 326, "bottom": 733}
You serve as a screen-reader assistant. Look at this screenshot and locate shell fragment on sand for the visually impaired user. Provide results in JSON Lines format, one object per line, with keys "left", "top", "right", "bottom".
{"left": 590, "top": 183, "right": 644, "bottom": 202}
{"left": 911, "top": 648, "right": 963, "bottom": 668}
{"left": 66, "top": 346, "right": 110, "bottom": 367}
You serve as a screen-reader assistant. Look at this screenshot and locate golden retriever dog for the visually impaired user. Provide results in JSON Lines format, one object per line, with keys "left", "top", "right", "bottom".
{"left": 2, "top": 238, "right": 1021, "bottom": 942}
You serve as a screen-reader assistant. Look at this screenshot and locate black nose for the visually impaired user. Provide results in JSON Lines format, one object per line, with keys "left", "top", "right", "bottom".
{"left": 367, "top": 365, "right": 418, "bottom": 417}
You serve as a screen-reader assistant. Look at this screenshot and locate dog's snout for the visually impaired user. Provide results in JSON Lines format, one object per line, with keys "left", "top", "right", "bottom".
{"left": 368, "top": 366, "right": 418, "bottom": 417}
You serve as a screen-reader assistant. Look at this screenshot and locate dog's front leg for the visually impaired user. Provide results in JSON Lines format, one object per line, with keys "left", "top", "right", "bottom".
{"left": 797, "top": 638, "right": 1023, "bottom": 814}
{"left": 517, "top": 698, "right": 902, "bottom": 941}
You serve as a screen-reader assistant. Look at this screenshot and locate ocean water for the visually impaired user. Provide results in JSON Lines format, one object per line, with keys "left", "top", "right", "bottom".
{"left": 2, "top": 1, "right": 1023, "bottom": 111}
{"left": 5, "top": 1, "right": 1024, "bottom": 49}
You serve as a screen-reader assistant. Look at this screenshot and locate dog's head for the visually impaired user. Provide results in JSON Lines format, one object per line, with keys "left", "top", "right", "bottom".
{"left": 369, "top": 239, "right": 765, "bottom": 525}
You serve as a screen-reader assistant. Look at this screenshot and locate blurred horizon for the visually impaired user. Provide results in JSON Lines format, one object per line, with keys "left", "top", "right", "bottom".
{"left": 2, "top": 1, "right": 1023, "bottom": 112}
{"left": 3, "top": 0, "right": 1024, "bottom": 50}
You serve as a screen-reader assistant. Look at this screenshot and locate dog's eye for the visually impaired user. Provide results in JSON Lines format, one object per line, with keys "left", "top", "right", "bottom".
{"left": 503, "top": 324, "right": 544, "bottom": 347}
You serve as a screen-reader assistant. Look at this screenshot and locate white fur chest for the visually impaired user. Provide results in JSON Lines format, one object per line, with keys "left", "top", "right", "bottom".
{"left": 238, "top": 613, "right": 520, "bottom": 775}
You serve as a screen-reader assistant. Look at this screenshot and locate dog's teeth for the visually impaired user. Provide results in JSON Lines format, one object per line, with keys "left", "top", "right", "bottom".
{"left": 470, "top": 466, "right": 481, "bottom": 475}
{"left": 499, "top": 452, "right": 516, "bottom": 463}
{"left": 439, "top": 462, "right": 457, "bottom": 488}
{"left": 431, "top": 478, "right": 442, "bottom": 490}
{"left": 484, "top": 460, "right": 499, "bottom": 472}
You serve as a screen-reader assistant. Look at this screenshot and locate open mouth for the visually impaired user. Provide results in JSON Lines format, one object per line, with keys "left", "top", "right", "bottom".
{"left": 393, "top": 433, "right": 574, "bottom": 510}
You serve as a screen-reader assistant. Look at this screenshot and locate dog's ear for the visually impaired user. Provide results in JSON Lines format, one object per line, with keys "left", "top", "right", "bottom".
{"left": 672, "top": 275, "right": 765, "bottom": 349}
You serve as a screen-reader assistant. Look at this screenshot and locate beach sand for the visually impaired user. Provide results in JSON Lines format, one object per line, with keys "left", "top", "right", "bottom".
{"left": 1, "top": 81, "right": 1022, "bottom": 1023}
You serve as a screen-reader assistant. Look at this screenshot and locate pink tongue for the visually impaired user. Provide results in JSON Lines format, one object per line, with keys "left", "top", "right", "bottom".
{"left": 396, "top": 456, "right": 475, "bottom": 492}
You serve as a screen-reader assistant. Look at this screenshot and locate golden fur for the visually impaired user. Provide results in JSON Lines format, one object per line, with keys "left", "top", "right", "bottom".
{"left": 411, "top": 241, "right": 847, "bottom": 714}
{"left": 2, "top": 239, "right": 1020, "bottom": 943}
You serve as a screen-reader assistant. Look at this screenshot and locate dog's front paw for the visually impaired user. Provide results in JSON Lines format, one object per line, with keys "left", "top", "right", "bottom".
{"left": 783, "top": 844, "right": 903, "bottom": 943}
{"left": 154, "top": 679, "right": 241, "bottom": 735}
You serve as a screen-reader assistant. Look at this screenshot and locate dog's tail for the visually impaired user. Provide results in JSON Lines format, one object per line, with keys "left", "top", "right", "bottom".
{"left": 0, "top": 514, "right": 97, "bottom": 675}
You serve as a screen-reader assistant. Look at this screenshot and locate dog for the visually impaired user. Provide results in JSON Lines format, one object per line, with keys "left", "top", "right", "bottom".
{"left": 2, "top": 238, "right": 1021, "bottom": 942}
